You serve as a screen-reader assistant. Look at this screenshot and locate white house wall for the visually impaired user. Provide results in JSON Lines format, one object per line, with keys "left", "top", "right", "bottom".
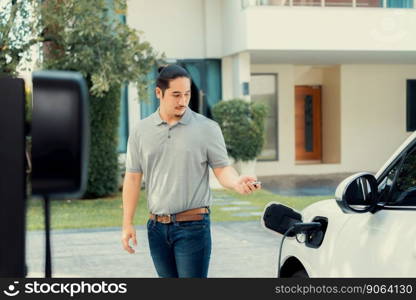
{"left": 125, "top": 1, "right": 416, "bottom": 176}
{"left": 322, "top": 66, "right": 341, "bottom": 164}
{"left": 294, "top": 66, "right": 323, "bottom": 85}
{"left": 127, "top": 1, "right": 416, "bottom": 59}
{"left": 221, "top": 0, "right": 247, "bottom": 56}
{"left": 340, "top": 64, "right": 416, "bottom": 173}
{"left": 126, "top": 0, "right": 223, "bottom": 59}
{"left": 251, "top": 64, "right": 343, "bottom": 176}
{"left": 204, "top": 0, "right": 223, "bottom": 58}
{"left": 252, "top": 63, "right": 416, "bottom": 176}
{"left": 127, "top": 0, "right": 206, "bottom": 59}
{"left": 243, "top": 6, "right": 416, "bottom": 53}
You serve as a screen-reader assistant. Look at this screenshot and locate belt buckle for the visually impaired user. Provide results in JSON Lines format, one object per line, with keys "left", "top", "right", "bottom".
{"left": 158, "top": 214, "right": 171, "bottom": 224}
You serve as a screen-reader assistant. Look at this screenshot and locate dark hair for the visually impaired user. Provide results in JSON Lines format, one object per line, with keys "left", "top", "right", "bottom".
{"left": 156, "top": 64, "right": 191, "bottom": 95}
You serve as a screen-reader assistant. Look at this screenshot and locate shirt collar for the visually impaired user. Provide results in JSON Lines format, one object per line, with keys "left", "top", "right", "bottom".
{"left": 152, "top": 107, "right": 192, "bottom": 126}
{"left": 178, "top": 107, "right": 192, "bottom": 125}
{"left": 152, "top": 108, "right": 166, "bottom": 126}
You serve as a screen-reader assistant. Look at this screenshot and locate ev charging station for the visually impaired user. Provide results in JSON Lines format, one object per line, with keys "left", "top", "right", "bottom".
{"left": 0, "top": 71, "right": 89, "bottom": 277}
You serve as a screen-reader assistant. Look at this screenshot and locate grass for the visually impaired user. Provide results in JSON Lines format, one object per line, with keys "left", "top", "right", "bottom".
{"left": 209, "top": 189, "right": 329, "bottom": 222}
{"left": 26, "top": 189, "right": 331, "bottom": 231}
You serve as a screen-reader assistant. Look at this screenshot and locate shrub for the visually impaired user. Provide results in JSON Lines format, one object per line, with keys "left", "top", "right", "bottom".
{"left": 84, "top": 86, "right": 120, "bottom": 198}
{"left": 212, "top": 99, "right": 267, "bottom": 162}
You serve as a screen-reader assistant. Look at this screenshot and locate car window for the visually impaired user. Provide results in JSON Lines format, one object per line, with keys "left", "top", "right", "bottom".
{"left": 377, "top": 163, "right": 399, "bottom": 204}
{"left": 387, "top": 147, "right": 416, "bottom": 206}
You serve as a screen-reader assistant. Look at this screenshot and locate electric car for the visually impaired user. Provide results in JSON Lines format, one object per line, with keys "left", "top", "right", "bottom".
{"left": 278, "top": 131, "right": 416, "bottom": 277}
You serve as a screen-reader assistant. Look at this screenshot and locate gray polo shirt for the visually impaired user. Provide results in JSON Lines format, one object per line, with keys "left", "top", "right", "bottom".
{"left": 125, "top": 107, "right": 230, "bottom": 215}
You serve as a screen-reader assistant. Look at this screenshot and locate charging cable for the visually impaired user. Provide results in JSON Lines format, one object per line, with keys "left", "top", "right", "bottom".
{"left": 277, "top": 222, "right": 321, "bottom": 278}
{"left": 43, "top": 195, "right": 52, "bottom": 278}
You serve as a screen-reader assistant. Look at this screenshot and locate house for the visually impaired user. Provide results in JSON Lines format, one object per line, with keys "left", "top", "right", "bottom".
{"left": 118, "top": 0, "right": 416, "bottom": 178}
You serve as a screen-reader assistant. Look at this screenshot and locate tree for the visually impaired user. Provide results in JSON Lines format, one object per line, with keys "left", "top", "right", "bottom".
{"left": 38, "top": 0, "right": 160, "bottom": 99}
{"left": 37, "top": 0, "right": 162, "bottom": 197}
{"left": 0, "top": 0, "right": 39, "bottom": 76}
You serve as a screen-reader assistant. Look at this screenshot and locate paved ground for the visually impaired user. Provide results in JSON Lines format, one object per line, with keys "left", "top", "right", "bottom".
{"left": 25, "top": 173, "right": 350, "bottom": 278}
{"left": 26, "top": 221, "right": 282, "bottom": 278}
{"left": 259, "top": 173, "right": 353, "bottom": 196}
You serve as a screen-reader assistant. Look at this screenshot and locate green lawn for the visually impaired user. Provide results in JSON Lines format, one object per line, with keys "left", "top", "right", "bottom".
{"left": 26, "top": 189, "right": 330, "bottom": 231}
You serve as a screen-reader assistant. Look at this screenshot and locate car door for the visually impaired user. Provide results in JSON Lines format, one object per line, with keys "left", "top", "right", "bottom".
{"left": 329, "top": 144, "right": 416, "bottom": 277}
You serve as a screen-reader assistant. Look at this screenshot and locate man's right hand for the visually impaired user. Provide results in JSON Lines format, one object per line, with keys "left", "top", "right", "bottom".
{"left": 122, "top": 224, "right": 137, "bottom": 254}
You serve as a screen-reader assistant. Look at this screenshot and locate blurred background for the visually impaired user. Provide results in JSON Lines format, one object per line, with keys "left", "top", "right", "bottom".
{"left": 2, "top": 0, "right": 416, "bottom": 277}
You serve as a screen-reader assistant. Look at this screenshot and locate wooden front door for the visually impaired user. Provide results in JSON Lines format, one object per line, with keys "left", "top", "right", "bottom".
{"left": 295, "top": 85, "right": 322, "bottom": 162}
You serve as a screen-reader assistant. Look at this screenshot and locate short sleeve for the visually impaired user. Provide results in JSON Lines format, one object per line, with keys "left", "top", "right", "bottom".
{"left": 207, "top": 122, "right": 230, "bottom": 169}
{"left": 125, "top": 131, "right": 143, "bottom": 173}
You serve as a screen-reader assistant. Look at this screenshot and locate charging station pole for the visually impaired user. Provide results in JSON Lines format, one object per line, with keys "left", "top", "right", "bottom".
{"left": 0, "top": 77, "right": 27, "bottom": 277}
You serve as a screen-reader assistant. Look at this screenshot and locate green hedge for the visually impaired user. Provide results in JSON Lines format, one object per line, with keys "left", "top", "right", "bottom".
{"left": 212, "top": 99, "right": 267, "bottom": 162}
{"left": 84, "top": 85, "right": 121, "bottom": 198}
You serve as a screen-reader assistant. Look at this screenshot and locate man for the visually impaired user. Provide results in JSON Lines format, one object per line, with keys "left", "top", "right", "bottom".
{"left": 121, "top": 64, "right": 261, "bottom": 278}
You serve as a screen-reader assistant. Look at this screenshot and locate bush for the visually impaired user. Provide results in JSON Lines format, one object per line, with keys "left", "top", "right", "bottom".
{"left": 212, "top": 99, "right": 267, "bottom": 162}
{"left": 84, "top": 86, "right": 121, "bottom": 198}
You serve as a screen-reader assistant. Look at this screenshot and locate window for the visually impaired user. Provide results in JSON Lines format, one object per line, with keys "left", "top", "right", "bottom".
{"left": 241, "top": 0, "right": 414, "bottom": 8}
{"left": 378, "top": 145, "right": 416, "bottom": 206}
{"left": 250, "top": 74, "right": 278, "bottom": 160}
{"left": 356, "top": 0, "right": 382, "bottom": 7}
{"left": 387, "top": 0, "right": 413, "bottom": 8}
{"left": 390, "top": 147, "right": 416, "bottom": 205}
{"left": 407, "top": 80, "right": 416, "bottom": 132}
{"left": 377, "top": 162, "right": 399, "bottom": 203}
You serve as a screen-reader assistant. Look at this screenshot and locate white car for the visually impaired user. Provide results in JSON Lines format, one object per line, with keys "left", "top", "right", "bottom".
{"left": 278, "top": 131, "right": 416, "bottom": 278}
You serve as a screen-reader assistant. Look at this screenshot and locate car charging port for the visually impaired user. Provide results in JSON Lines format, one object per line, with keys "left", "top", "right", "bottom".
{"left": 291, "top": 222, "right": 322, "bottom": 234}
{"left": 305, "top": 217, "right": 328, "bottom": 249}
{"left": 277, "top": 221, "right": 322, "bottom": 277}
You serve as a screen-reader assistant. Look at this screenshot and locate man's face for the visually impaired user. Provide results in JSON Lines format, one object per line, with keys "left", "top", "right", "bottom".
{"left": 156, "top": 77, "right": 191, "bottom": 118}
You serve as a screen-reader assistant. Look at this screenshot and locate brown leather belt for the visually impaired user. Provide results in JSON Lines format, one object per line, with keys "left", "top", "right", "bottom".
{"left": 149, "top": 207, "right": 209, "bottom": 224}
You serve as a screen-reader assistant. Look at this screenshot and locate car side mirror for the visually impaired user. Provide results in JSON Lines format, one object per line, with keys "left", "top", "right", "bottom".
{"left": 335, "top": 172, "right": 378, "bottom": 213}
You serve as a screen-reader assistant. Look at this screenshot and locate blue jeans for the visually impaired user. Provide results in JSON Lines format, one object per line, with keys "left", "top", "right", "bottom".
{"left": 147, "top": 214, "right": 211, "bottom": 278}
